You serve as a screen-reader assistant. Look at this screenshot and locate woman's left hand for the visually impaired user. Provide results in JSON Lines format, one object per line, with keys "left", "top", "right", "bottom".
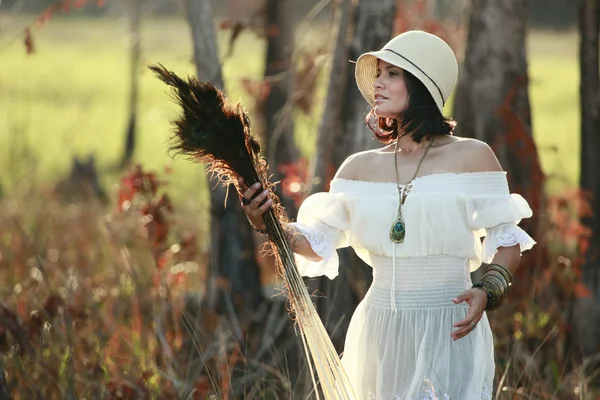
{"left": 450, "top": 288, "right": 487, "bottom": 341}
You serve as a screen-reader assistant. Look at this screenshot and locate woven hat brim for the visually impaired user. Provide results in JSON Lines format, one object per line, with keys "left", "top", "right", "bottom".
{"left": 355, "top": 50, "right": 445, "bottom": 113}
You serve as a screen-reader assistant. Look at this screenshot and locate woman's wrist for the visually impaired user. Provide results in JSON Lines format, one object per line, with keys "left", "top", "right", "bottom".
{"left": 471, "top": 263, "right": 514, "bottom": 311}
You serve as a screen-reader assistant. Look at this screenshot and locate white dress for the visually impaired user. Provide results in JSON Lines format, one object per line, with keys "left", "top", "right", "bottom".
{"left": 291, "top": 172, "right": 536, "bottom": 400}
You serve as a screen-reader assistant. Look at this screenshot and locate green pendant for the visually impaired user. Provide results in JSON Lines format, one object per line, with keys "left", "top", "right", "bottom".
{"left": 390, "top": 218, "right": 406, "bottom": 243}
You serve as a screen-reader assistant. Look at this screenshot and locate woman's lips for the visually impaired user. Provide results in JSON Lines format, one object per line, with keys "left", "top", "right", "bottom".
{"left": 374, "top": 94, "right": 387, "bottom": 103}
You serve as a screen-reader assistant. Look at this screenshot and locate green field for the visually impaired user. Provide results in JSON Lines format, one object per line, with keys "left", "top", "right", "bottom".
{"left": 0, "top": 17, "right": 580, "bottom": 210}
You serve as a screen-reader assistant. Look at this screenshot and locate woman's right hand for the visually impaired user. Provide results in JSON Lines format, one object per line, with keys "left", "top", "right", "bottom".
{"left": 239, "top": 177, "right": 273, "bottom": 230}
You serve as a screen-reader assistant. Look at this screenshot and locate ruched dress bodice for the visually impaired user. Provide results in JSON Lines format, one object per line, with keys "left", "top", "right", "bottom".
{"left": 291, "top": 172, "right": 535, "bottom": 399}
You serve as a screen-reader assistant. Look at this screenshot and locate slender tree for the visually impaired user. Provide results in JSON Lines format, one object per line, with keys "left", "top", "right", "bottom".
{"left": 337, "top": 0, "right": 398, "bottom": 163}
{"left": 309, "top": 0, "right": 353, "bottom": 194}
{"left": 183, "top": 0, "right": 263, "bottom": 314}
{"left": 120, "top": 0, "right": 141, "bottom": 167}
{"left": 573, "top": 0, "right": 600, "bottom": 366}
{"left": 262, "top": 0, "right": 299, "bottom": 216}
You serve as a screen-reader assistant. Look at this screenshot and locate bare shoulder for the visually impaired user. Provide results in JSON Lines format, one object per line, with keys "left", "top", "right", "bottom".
{"left": 333, "top": 148, "right": 383, "bottom": 180}
{"left": 451, "top": 138, "right": 503, "bottom": 172}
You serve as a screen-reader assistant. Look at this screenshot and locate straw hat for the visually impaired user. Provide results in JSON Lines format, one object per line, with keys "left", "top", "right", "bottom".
{"left": 355, "top": 30, "right": 458, "bottom": 114}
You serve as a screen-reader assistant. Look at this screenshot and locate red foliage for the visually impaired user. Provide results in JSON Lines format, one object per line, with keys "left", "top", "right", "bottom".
{"left": 574, "top": 282, "right": 592, "bottom": 298}
{"left": 35, "top": 4, "right": 59, "bottom": 28}
{"left": 117, "top": 165, "right": 176, "bottom": 268}
{"left": 0, "top": 302, "right": 28, "bottom": 354}
{"left": 219, "top": 20, "right": 246, "bottom": 58}
{"left": 23, "top": 0, "right": 106, "bottom": 55}
{"left": 393, "top": 0, "right": 454, "bottom": 47}
{"left": 0, "top": 294, "right": 89, "bottom": 357}
{"left": 239, "top": 78, "right": 271, "bottom": 109}
{"left": 107, "top": 379, "right": 150, "bottom": 399}
{"left": 489, "top": 75, "right": 547, "bottom": 302}
{"left": 277, "top": 158, "right": 309, "bottom": 208}
{"left": 24, "top": 28, "right": 35, "bottom": 54}
{"left": 117, "top": 165, "right": 161, "bottom": 212}
{"left": 496, "top": 76, "right": 546, "bottom": 212}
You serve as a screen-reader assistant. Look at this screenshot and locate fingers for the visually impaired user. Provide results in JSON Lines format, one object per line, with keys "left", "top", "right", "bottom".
{"left": 450, "top": 315, "right": 481, "bottom": 341}
{"left": 453, "top": 310, "right": 478, "bottom": 328}
{"left": 239, "top": 178, "right": 261, "bottom": 201}
{"left": 239, "top": 178, "right": 273, "bottom": 215}
{"left": 452, "top": 293, "right": 468, "bottom": 304}
{"left": 243, "top": 188, "right": 272, "bottom": 209}
{"left": 450, "top": 288, "right": 487, "bottom": 341}
{"left": 257, "top": 195, "right": 273, "bottom": 211}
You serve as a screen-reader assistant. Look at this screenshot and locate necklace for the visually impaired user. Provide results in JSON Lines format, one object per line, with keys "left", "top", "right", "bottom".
{"left": 389, "top": 136, "right": 435, "bottom": 243}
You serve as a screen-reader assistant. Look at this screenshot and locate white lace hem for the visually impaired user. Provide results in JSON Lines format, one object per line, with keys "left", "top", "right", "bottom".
{"left": 367, "top": 380, "right": 493, "bottom": 400}
{"left": 289, "top": 222, "right": 341, "bottom": 279}
{"left": 482, "top": 222, "right": 536, "bottom": 262}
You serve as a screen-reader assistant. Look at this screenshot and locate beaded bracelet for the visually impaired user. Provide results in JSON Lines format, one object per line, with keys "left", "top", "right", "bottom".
{"left": 471, "top": 281, "right": 494, "bottom": 309}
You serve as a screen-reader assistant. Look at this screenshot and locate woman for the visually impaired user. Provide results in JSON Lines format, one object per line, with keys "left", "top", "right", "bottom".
{"left": 240, "top": 30, "right": 535, "bottom": 399}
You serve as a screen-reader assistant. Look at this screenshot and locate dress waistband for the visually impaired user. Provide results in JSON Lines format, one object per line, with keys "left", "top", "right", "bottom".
{"left": 365, "top": 254, "right": 472, "bottom": 310}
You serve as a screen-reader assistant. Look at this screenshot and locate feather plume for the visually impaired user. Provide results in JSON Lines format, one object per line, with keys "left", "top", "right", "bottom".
{"left": 150, "top": 64, "right": 356, "bottom": 399}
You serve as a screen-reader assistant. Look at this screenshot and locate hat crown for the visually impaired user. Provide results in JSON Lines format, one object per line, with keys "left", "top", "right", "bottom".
{"left": 381, "top": 31, "right": 457, "bottom": 103}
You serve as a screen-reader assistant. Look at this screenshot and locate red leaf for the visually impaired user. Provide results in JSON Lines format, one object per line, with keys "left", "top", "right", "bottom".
{"left": 24, "top": 28, "right": 35, "bottom": 54}
{"left": 277, "top": 158, "right": 309, "bottom": 208}
{"left": 219, "top": 20, "right": 234, "bottom": 29}
{"left": 35, "top": 5, "right": 59, "bottom": 28}
{"left": 574, "top": 282, "right": 592, "bottom": 298}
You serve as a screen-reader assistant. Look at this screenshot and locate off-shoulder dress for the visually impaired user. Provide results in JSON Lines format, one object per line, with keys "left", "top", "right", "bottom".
{"left": 291, "top": 172, "right": 536, "bottom": 400}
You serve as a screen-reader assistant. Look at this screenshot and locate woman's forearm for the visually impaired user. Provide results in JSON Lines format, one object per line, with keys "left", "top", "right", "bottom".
{"left": 284, "top": 224, "right": 324, "bottom": 262}
{"left": 490, "top": 244, "right": 521, "bottom": 273}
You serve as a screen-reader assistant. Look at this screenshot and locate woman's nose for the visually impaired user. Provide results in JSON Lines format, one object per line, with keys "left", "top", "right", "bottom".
{"left": 373, "top": 75, "right": 384, "bottom": 89}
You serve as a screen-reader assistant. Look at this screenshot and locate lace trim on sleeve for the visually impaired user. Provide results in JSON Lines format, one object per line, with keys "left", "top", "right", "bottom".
{"left": 289, "top": 222, "right": 344, "bottom": 279}
{"left": 482, "top": 223, "right": 536, "bottom": 262}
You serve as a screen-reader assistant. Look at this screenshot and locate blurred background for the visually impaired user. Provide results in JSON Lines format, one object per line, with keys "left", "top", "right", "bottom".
{"left": 0, "top": 0, "right": 598, "bottom": 398}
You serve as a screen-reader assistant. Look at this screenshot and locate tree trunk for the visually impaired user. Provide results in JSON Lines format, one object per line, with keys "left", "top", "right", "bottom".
{"left": 309, "top": 0, "right": 399, "bottom": 167}
{"left": 306, "top": 0, "right": 397, "bottom": 352}
{"left": 184, "top": 0, "right": 263, "bottom": 314}
{"left": 574, "top": 0, "right": 600, "bottom": 366}
{"left": 309, "top": 0, "right": 353, "bottom": 194}
{"left": 185, "top": 0, "right": 224, "bottom": 91}
{"left": 452, "top": 0, "right": 544, "bottom": 294}
{"left": 453, "top": 0, "right": 540, "bottom": 197}
{"left": 336, "top": 0, "right": 397, "bottom": 165}
{"left": 262, "top": 0, "right": 299, "bottom": 217}
{"left": 120, "top": 0, "right": 141, "bottom": 167}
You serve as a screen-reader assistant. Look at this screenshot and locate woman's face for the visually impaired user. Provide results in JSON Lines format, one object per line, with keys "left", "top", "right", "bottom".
{"left": 373, "top": 60, "right": 409, "bottom": 118}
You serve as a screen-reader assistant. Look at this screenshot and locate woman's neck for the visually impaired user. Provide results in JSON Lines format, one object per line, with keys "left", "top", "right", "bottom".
{"left": 396, "top": 132, "right": 428, "bottom": 153}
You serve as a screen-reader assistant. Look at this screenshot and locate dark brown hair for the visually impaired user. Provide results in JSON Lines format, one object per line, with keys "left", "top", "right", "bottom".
{"left": 367, "top": 69, "right": 456, "bottom": 144}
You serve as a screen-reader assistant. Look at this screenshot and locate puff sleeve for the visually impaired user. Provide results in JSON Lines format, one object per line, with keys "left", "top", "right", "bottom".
{"left": 289, "top": 192, "right": 351, "bottom": 279}
{"left": 466, "top": 193, "right": 536, "bottom": 262}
